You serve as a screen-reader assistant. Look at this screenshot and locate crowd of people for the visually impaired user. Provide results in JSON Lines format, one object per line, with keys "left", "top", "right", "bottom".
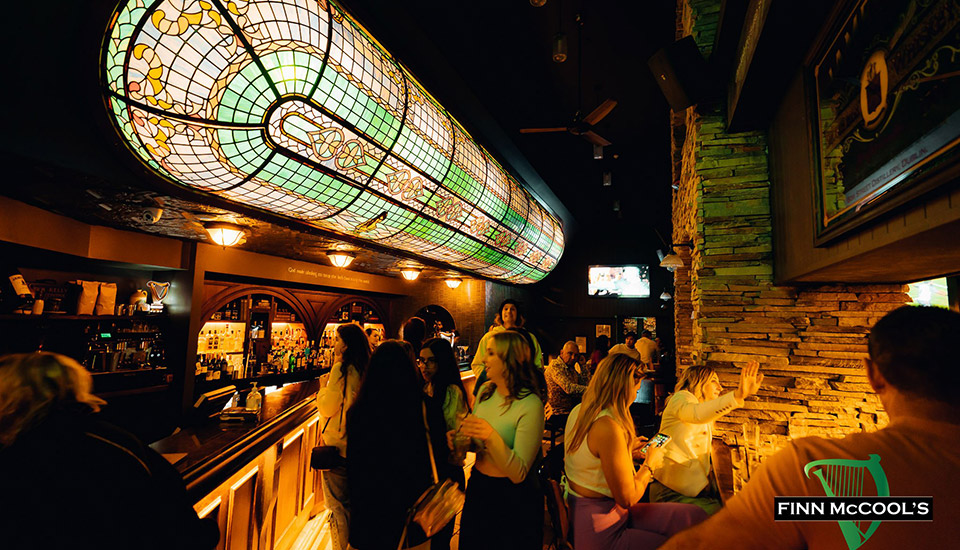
{"left": 2, "top": 304, "right": 955, "bottom": 550}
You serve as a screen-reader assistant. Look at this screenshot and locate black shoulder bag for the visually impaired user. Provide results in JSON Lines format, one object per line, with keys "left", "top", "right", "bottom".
{"left": 310, "top": 369, "right": 348, "bottom": 471}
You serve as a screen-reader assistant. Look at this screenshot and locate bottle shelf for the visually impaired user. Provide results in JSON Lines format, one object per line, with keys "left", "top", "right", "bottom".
{"left": 195, "top": 367, "right": 329, "bottom": 392}
{"left": 0, "top": 313, "right": 168, "bottom": 322}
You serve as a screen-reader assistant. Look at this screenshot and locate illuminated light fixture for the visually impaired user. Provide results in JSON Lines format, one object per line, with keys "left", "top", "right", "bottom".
{"left": 400, "top": 268, "right": 422, "bottom": 281}
{"left": 553, "top": 32, "right": 568, "bottom": 63}
{"left": 204, "top": 222, "right": 245, "bottom": 247}
{"left": 660, "top": 291, "right": 672, "bottom": 301}
{"left": 659, "top": 254, "right": 683, "bottom": 271}
{"left": 593, "top": 144, "right": 603, "bottom": 160}
{"left": 444, "top": 278, "right": 462, "bottom": 289}
{"left": 327, "top": 251, "right": 356, "bottom": 268}
{"left": 103, "top": 0, "right": 564, "bottom": 284}
{"left": 659, "top": 242, "right": 691, "bottom": 271}
{"left": 530, "top": 0, "right": 548, "bottom": 7}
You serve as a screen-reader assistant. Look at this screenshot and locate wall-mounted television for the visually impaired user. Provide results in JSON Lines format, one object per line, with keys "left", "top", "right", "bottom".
{"left": 588, "top": 265, "right": 650, "bottom": 298}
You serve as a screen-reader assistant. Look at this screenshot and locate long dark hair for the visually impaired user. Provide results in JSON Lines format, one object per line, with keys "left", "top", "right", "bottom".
{"left": 351, "top": 340, "right": 424, "bottom": 424}
{"left": 401, "top": 316, "right": 427, "bottom": 356}
{"left": 423, "top": 338, "right": 470, "bottom": 413}
{"left": 337, "top": 323, "right": 371, "bottom": 379}
{"left": 479, "top": 330, "right": 545, "bottom": 407}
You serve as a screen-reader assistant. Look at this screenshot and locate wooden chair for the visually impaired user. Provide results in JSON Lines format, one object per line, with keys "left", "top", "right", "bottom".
{"left": 539, "top": 462, "right": 573, "bottom": 550}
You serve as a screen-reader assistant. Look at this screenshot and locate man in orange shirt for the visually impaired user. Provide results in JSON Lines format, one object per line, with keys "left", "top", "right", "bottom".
{"left": 661, "top": 306, "right": 960, "bottom": 549}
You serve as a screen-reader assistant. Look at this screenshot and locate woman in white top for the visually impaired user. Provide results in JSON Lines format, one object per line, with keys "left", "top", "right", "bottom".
{"left": 455, "top": 330, "right": 545, "bottom": 550}
{"left": 315, "top": 323, "right": 371, "bottom": 550}
{"left": 565, "top": 354, "right": 707, "bottom": 549}
{"left": 650, "top": 361, "right": 763, "bottom": 514}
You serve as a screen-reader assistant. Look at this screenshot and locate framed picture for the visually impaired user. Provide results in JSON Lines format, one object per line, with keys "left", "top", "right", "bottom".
{"left": 809, "top": 0, "right": 960, "bottom": 244}
{"left": 596, "top": 324, "right": 612, "bottom": 338}
{"left": 576, "top": 337, "right": 587, "bottom": 353}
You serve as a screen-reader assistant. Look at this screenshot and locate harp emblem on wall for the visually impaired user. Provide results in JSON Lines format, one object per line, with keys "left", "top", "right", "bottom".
{"left": 804, "top": 454, "right": 889, "bottom": 550}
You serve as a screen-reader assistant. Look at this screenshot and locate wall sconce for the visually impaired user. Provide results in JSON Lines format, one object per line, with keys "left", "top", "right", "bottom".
{"left": 660, "top": 291, "right": 672, "bottom": 301}
{"left": 327, "top": 251, "right": 356, "bottom": 268}
{"left": 400, "top": 268, "right": 422, "bottom": 281}
{"left": 204, "top": 222, "right": 245, "bottom": 247}
{"left": 444, "top": 278, "right": 462, "bottom": 289}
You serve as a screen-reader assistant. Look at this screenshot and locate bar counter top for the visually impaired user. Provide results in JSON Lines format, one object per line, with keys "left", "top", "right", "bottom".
{"left": 152, "top": 378, "right": 320, "bottom": 500}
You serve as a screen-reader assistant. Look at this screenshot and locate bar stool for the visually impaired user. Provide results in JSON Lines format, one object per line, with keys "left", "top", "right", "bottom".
{"left": 543, "top": 403, "right": 568, "bottom": 450}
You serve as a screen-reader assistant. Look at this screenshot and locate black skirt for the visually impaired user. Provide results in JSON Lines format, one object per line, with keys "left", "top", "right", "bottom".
{"left": 458, "top": 469, "right": 543, "bottom": 550}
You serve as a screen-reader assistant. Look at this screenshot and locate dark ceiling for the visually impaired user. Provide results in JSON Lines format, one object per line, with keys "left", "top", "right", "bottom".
{"left": 1, "top": 0, "right": 676, "bottom": 282}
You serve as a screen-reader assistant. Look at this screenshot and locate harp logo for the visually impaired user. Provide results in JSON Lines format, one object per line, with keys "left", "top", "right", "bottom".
{"left": 804, "top": 454, "right": 888, "bottom": 550}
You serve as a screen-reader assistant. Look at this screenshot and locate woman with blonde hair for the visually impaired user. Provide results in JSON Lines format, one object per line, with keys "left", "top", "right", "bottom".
{"left": 0, "top": 352, "right": 218, "bottom": 550}
{"left": 456, "top": 330, "right": 545, "bottom": 550}
{"left": 564, "top": 354, "right": 706, "bottom": 549}
{"left": 650, "top": 362, "right": 763, "bottom": 514}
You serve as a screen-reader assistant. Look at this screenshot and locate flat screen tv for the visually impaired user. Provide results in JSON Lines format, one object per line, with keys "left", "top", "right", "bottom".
{"left": 588, "top": 265, "right": 650, "bottom": 298}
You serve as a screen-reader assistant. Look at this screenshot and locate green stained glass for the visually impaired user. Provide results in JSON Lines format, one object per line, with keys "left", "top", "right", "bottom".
{"left": 261, "top": 51, "right": 325, "bottom": 98}
{"left": 216, "top": 129, "right": 272, "bottom": 174}
{"left": 103, "top": 0, "right": 564, "bottom": 283}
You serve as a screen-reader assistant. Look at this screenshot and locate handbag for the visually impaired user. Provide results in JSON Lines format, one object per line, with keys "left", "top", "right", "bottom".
{"left": 310, "top": 369, "right": 348, "bottom": 471}
{"left": 397, "top": 402, "right": 466, "bottom": 549}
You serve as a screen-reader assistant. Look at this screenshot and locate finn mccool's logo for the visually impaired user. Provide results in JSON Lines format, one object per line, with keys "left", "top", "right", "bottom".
{"left": 773, "top": 454, "right": 933, "bottom": 550}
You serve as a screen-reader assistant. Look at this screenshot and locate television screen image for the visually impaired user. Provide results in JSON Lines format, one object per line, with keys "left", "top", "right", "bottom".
{"left": 588, "top": 265, "right": 650, "bottom": 297}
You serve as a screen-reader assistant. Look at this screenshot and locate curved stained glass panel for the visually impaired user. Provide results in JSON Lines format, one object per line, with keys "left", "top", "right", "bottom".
{"left": 102, "top": 0, "right": 563, "bottom": 283}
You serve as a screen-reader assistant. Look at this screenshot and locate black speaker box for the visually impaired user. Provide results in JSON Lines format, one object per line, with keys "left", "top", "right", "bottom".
{"left": 648, "top": 36, "right": 714, "bottom": 111}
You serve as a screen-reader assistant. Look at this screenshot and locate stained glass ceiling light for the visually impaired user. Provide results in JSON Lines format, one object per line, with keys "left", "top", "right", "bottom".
{"left": 103, "top": 0, "right": 565, "bottom": 284}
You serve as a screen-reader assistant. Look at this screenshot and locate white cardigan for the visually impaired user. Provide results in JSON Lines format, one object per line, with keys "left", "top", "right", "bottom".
{"left": 654, "top": 390, "right": 743, "bottom": 497}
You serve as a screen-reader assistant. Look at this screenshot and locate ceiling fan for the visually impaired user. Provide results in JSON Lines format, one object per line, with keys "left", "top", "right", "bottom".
{"left": 519, "top": 13, "right": 617, "bottom": 147}
{"left": 519, "top": 98, "right": 617, "bottom": 146}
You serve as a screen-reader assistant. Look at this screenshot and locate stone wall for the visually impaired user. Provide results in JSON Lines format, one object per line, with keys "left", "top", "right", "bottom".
{"left": 672, "top": 0, "right": 910, "bottom": 489}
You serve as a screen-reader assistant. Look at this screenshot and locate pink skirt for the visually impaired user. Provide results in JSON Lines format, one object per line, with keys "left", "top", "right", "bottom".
{"left": 567, "top": 493, "right": 707, "bottom": 550}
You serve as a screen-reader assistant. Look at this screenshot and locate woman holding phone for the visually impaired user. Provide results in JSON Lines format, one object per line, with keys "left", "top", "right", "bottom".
{"left": 564, "top": 354, "right": 707, "bottom": 549}
{"left": 456, "top": 330, "right": 545, "bottom": 550}
{"left": 650, "top": 361, "right": 763, "bottom": 514}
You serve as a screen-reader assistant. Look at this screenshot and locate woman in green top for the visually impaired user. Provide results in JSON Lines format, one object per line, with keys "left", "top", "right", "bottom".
{"left": 456, "top": 330, "right": 546, "bottom": 550}
{"left": 418, "top": 338, "right": 470, "bottom": 550}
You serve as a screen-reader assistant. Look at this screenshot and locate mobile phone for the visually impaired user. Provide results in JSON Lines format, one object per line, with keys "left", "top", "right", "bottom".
{"left": 640, "top": 433, "right": 671, "bottom": 454}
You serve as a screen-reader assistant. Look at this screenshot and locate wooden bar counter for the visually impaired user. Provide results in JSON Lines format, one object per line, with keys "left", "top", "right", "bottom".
{"left": 152, "top": 380, "right": 323, "bottom": 550}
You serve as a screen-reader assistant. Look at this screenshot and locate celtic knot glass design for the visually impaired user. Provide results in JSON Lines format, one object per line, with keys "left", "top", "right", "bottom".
{"left": 103, "top": 0, "right": 563, "bottom": 283}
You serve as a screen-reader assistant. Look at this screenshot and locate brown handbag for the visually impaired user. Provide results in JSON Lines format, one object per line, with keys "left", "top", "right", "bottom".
{"left": 396, "top": 402, "right": 466, "bottom": 549}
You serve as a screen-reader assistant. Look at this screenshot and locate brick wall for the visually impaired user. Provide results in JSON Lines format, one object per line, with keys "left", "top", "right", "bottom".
{"left": 672, "top": 0, "right": 909, "bottom": 490}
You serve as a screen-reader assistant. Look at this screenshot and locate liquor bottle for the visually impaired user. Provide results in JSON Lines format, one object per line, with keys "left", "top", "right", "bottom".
{"left": 1, "top": 267, "right": 34, "bottom": 313}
